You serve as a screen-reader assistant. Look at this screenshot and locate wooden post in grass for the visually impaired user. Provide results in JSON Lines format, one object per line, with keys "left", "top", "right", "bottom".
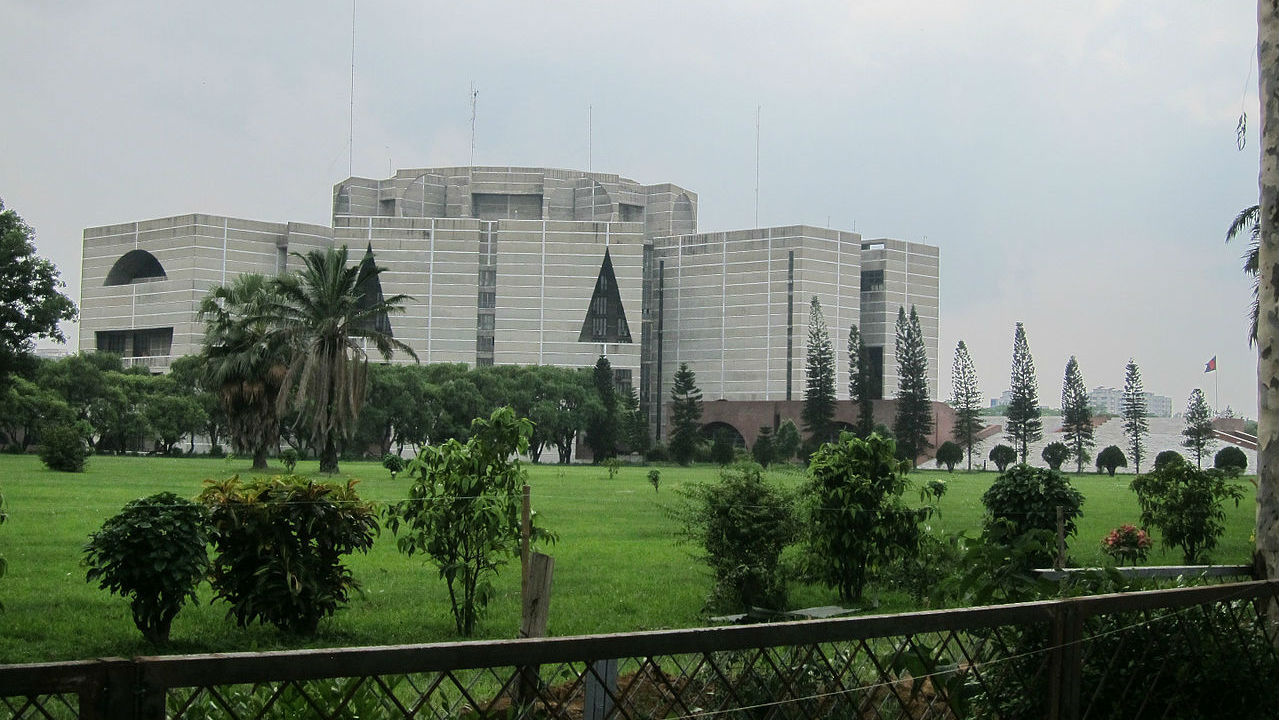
{"left": 521, "top": 484, "right": 531, "bottom": 604}
{"left": 520, "top": 483, "right": 553, "bottom": 638}
{"left": 1055, "top": 506, "right": 1066, "bottom": 571}
{"left": 517, "top": 484, "right": 554, "bottom": 706}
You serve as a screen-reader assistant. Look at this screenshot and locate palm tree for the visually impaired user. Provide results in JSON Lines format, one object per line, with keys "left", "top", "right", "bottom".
{"left": 1226, "top": 204, "right": 1260, "bottom": 345}
{"left": 266, "top": 246, "right": 415, "bottom": 473}
{"left": 198, "top": 274, "right": 290, "bottom": 470}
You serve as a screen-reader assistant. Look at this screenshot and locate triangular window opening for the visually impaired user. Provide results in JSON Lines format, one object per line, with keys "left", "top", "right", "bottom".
{"left": 578, "top": 249, "right": 632, "bottom": 343}
{"left": 354, "top": 243, "right": 393, "bottom": 337}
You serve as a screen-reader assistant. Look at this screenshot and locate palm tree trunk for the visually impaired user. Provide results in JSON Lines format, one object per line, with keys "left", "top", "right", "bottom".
{"left": 1257, "top": 0, "right": 1279, "bottom": 595}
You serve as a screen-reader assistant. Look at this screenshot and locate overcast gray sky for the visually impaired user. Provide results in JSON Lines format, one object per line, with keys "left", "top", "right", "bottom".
{"left": 0, "top": 1, "right": 1264, "bottom": 417}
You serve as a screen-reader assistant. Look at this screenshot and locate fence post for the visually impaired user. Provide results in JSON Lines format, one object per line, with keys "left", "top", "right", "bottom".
{"left": 82, "top": 658, "right": 134, "bottom": 720}
{"left": 1047, "top": 600, "right": 1083, "bottom": 720}
{"left": 134, "top": 662, "right": 166, "bottom": 720}
{"left": 583, "top": 659, "right": 619, "bottom": 720}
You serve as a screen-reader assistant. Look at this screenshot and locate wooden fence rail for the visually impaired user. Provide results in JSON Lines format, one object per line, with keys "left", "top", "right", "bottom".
{"left": 3, "top": 580, "right": 1277, "bottom": 720}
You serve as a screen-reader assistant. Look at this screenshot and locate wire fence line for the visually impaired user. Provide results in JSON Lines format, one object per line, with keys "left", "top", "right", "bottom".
{"left": 2, "top": 579, "right": 1276, "bottom": 720}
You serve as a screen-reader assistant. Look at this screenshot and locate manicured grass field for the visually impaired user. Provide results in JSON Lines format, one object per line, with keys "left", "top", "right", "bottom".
{"left": 0, "top": 454, "right": 1258, "bottom": 664}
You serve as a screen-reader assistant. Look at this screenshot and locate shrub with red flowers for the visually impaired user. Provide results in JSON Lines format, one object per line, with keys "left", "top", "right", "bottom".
{"left": 1101, "top": 524, "right": 1152, "bottom": 566}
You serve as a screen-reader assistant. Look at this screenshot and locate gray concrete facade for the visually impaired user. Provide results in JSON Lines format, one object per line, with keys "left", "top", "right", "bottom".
{"left": 80, "top": 165, "right": 939, "bottom": 444}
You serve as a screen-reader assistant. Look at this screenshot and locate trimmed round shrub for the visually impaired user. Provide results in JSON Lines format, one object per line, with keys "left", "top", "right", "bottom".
{"left": 1041, "top": 442, "right": 1070, "bottom": 471}
{"left": 1154, "top": 450, "right": 1184, "bottom": 471}
{"left": 39, "top": 424, "right": 88, "bottom": 472}
{"left": 199, "top": 475, "right": 378, "bottom": 634}
{"left": 1214, "top": 446, "right": 1248, "bottom": 474}
{"left": 645, "top": 443, "right": 670, "bottom": 463}
{"left": 935, "top": 441, "right": 964, "bottom": 472}
{"left": 84, "top": 493, "right": 209, "bottom": 644}
{"left": 982, "top": 464, "right": 1085, "bottom": 569}
{"left": 1096, "top": 445, "right": 1127, "bottom": 476}
{"left": 988, "top": 444, "right": 1017, "bottom": 472}
{"left": 382, "top": 453, "right": 404, "bottom": 478}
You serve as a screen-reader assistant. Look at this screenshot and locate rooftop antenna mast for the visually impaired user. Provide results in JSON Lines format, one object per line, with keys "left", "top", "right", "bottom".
{"left": 588, "top": 104, "right": 593, "bottom": 172}
{"left": 469, "top": 83, "right": 479, "bottom": 170}
{"left": 755, "top": 105, "right": 761, "bottom": 227}
{"left": 348, "top": 0, "right": 357, "bottom": 178}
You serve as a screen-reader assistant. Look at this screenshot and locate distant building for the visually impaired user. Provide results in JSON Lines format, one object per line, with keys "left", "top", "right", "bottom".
{"left": 79, "top": 165, "right": 940, "bottom": 446}
{"left": 1088, "top": 386, "right": 1172, "bottom": 417}
{"left": 991, "top": 390, "right": 1015, "bottom": 408}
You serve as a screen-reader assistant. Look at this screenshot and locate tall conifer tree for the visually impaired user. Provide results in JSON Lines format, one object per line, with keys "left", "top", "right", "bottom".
{"left": 950, "top": 340, "right": 983, "bottom": 470}
{"left": 802, "top": 297, "right": 836, "bottom": 447}
{"left": 586, "top": 355, "right": 618, "bottom": 461}
{"left": 669, "top": 362, "right": 703, "bottom": 466}
{"left": 847, "top": 324, "right": 874, "bottom": 437}
{"left": 892, "top": 306, "right": 932, "bottom": 464}
{"left": 1121, "top": 359, "right": 1149, "bottom": 473}
{"left": 1182, "top": 388, "right": 1215, "bottom": 469}
{"left": 1005, "top": 322, "right": 1042, "bottom": 463}
{"left": 1061, "top": 356, "right": 1094, "bottom": 473}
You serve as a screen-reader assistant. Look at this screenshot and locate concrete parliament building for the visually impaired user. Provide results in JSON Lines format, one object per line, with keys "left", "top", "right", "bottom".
{"left": 80, "top": 166, "right": 940, "bottom": 450}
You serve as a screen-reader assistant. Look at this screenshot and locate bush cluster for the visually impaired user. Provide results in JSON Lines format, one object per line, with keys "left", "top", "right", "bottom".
{"left": 39, "top": 424, "right": 88, "bottom": 472}
{"left": 678, "top": 462, "right": 799, "bottom": 612}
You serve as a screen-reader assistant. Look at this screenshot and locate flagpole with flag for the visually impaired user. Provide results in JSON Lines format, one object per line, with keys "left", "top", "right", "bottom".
{"left": 1205, "top": 356, "right": 1217, "bottom": 414}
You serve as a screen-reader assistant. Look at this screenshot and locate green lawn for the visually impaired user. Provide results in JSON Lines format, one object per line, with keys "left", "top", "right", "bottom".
{"left": 0, "top": 454, "right": 1258, "bottom": 664}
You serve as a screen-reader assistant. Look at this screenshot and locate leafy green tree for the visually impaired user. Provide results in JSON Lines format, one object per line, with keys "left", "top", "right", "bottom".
{"left": 774, "top": 419, "right": 801, "bottom": 463}
{"left": 267, "top": 247, "right": 416, "bottom": 473}
{"left": 37, "top": 353, "right": 116, "bottom": 429}
{"left": 1182, "top": 388, "right": 1215, "bottom": 468}
{"left": 677, "top": 462, "right": 799, "bottom": 611}
{"left": 622, "top": 386, "right": 651, "bottom": 456}
{"left": 0, "top": 375, "right": 73, "bottom": 451}
{"left": 892, "top": 306, "right": 932, "bottom": 465}
{"left": 669, "top": 363, "right": 704, "bottom": 466}
{"left": 982, "top": 464, "right": 1084, "bottom": 569}
{"left": 950, "top": 340, "right": 984, "bottom": 470}
{"left": 806, "top": 433, "right": 941, "bottom": 601}
{"left": 145, "top": 389, "right": 208, "bottom": 455}
{"left": 1132, "top": 456, "right": 1245, "bottom": 563}
{"left": 847, "top": 324, "right": 875, "bottom": 437}
{"left": 1121, "top": 359, "right": 1149, "bottom": 473}
{"left": 84, "top": 493, "right": 208, "bottom": 643}
{"left": 355, "top": 363, "right": 422, "bottom": 457}
{"left": 386, "top": 407, "right": 549, "bottom": 635}
{"left": 528, "top": 365, "right": 593, "bottom": 464}
{"left": 0, "top": 199, "right": 77, "bottom": 385}
{"left": 586, "top": 355, "right": 619, "bottom": 461}
{"left": 1005, "top": 323, "right": 1042, "bottom": 463}
{"left": 709, "top": 428, "right": 736, "bottom": 466}
{"left": 1097, "top": 445, "right": 1127, "bottom": 476}
{"left": 802, "top": 298, "right": 837, "bottom": 448}
{"left": 198, "top": 274, "right": 290, "bottom": 469}
{"left": 200, "top": 474, "right": 378, "bottom": 634}
{"left": 1060, "top": 356, "right": 1094, "bottom": 473}
{"left": 988, "top": 443, "right": 1017, "bottom": 473}
{"left": 752, "top": 426, "right": 775, "bottom": 467}
{"left": 935, "top": 441, "right": 963, "bottom": 472}
{"left": 168, "top": 354, "right": 224, "bottom": 453}
{"left": 1214, "top": 446, "right": 1248, "bottom": 475}
{"left": 1041, "top": 442, "right": 1070, "bottom": 471}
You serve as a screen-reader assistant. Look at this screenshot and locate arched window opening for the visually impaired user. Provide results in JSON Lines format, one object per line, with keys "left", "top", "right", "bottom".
{"left": 104, "top": 250, "right": 167, "bottom": 286}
